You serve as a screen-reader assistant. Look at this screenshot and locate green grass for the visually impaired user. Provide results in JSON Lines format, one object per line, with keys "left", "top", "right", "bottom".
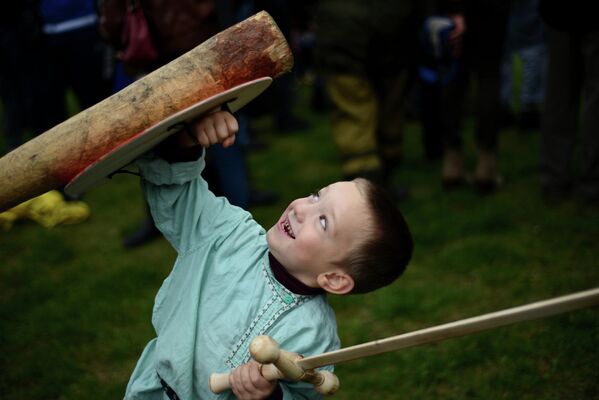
{"left": 1, "top": 84, "right": 598, "bottom": 400}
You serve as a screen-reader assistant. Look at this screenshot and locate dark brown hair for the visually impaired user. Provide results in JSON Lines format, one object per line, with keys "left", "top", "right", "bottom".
{"left": 338, "top": 178, "right": 413, "bottom": 294}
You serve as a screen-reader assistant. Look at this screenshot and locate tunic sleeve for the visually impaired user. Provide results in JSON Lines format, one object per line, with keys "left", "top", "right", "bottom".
{"left": 135, "top": 151, "right": 246, "bottom": 253}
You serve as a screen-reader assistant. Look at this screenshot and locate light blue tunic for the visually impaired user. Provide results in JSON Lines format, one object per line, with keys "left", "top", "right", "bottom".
{"left": 124, "top": 152, "right": 340, "bottom": 399}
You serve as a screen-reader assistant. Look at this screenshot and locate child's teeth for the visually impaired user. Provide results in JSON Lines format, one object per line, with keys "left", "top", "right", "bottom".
{"left": 283, "top": 219, "right": 295, "bottom": 238}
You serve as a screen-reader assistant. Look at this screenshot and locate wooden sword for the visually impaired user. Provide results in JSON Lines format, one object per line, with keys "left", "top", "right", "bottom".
{"left": 209, "top": 287, "right": 599, "bottom": 394}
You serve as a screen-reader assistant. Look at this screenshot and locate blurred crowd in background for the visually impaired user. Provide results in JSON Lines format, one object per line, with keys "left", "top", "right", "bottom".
{"left": 0, "top": 0, "right": 597, "bottom": 243}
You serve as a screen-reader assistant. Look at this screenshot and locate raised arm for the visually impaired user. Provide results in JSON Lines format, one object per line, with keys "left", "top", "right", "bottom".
{"left": 136, "top": 110, "right": 240, "bottom": 252}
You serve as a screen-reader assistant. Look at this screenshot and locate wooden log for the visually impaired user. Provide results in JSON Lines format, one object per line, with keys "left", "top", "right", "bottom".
{"left": 0, "top": 11, "right": 292, "bottom": 212}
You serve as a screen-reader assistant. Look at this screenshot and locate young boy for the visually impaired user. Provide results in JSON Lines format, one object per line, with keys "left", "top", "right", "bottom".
{"left": 125, "top": 110, "right": 413, "bottom": 399}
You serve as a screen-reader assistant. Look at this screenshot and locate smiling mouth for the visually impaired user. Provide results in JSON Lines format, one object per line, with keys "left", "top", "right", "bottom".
{"left": 282, "top": 217, "right": 295, "bottom": 239}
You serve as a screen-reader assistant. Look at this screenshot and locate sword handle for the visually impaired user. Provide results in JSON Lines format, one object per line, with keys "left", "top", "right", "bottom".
{"left": 209, "top": 335, "right": 339, "bottom": 395}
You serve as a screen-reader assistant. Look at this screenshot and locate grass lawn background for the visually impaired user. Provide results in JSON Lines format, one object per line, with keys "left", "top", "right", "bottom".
{"left": 1, "top": 81, "right": 598, "bottom": 399}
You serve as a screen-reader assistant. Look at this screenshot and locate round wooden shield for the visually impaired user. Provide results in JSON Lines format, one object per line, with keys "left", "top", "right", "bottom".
{"left": 64, "top": 77, "right": 272, "bottom": 196}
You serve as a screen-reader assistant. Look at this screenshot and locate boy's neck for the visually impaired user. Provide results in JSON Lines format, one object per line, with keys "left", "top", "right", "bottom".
{"left": 268, "top": 252, "right": 324, "bottom": 295}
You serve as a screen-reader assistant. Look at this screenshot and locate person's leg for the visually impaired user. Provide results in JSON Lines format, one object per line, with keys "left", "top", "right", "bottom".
{"left": 540, "top": 26, "right": 580, "bottom": 200}
{"left": 439, "top": 62, "right": 469, "bottom": 188}
{"left": 326, "top": 73, "right": 409, "bottom": 199}
{"left": 66, "top": 26, "right": 110, "bottom": 110}
{"left": 372, "top": 70, "right": 412, "bottom": 199}
{"left": 208, "top": 143, "right": 250, "bottom": 209}
{"left": 577, "top": 30, "right": 599, "bottom": 203}
{"left": 500, "top": 5, "right": 518, "bottom": 130}
{"left": 270, "top": 72, "right": 308, "bottom": 132}
{"left": 32, "top": 33, "right": 69, "bottom": 135}
{"left": 325, "top": 73, "right": 381, "bottom": 180}
{"left": 518, "top": 43, "right": 546, "bottom": 131}
{"left": 374, "top": 70, "right": 411, "bottom": 174}
{"left": 474, "top": 68, "right": 502, "bottom": 156}
{"left": 468, "top": 2, "right": 510, "bottom": 193}
{"left": 500, "top": 51, "right": 514, "bottom": 110}
{"left": 500, "top": 50, "right": 517, "bottom": 128}
{"left": 0, "top": 27, "right": 31, "bottom": 152}
{"left": 473, "top": 65, "right": 505, "bottom": 193}
{"left": 419, "top": 81, "right": 445, "bottom": 161}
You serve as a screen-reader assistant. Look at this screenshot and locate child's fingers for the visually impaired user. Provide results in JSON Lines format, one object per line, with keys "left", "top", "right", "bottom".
{"left": 199, "top": 123, "right": 218, "bottom": 147}
{"left": 230, "top": 364, "right": 253, "bottom": 398}
{"left": 214, "top": 114, "right": 234, "bottom": 142}
{"left": 223, "top": 111, "right": 239, "bottom": 134}
{"left": 229, "top": 361, "right": 276, "bottom": 399}
{"left": 239, "top": 364, "right": 256, "bottom": 393}
{"left": 222, "top": 134, "right": 236, "bottom": 148}
{"left": 184, "top": 110, "right": 238, "bottom": 148}
{"left": 248, "top": 361, "right": 275, "bottom": 390}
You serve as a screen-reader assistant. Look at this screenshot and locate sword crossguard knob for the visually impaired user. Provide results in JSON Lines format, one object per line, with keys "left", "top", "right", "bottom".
{"left": 251, "top": 335, "right": 304, "bottom": 381}
{"left": 250, "top": 335, "right": 281, "bottom": 364}
{"left": 251, "top": 335, "right": 339, "bottom": 395}
{"left": 314, "top": 370, "right": 340, "bottom": 395}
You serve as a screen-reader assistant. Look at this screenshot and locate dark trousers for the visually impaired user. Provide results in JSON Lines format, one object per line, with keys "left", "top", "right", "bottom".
{"left": 34, "top": 25, "right": 110, "bottom": 134}
{"left": 442, "top": 1, "right": 510, "bottom": 152}
{"left": 540, "top": 26, "right": 599, "bottom": 199}
{"left": 0, "top": 22, "right": 41, "bottom": 152}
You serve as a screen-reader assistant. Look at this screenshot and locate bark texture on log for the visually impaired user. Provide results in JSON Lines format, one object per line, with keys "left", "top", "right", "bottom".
{"left": 0, "top": 11, "right": 293, "bottom": 212}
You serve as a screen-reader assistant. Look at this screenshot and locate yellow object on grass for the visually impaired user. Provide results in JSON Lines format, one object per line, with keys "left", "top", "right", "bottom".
{"left": 0, "top": 190, "right": 90, "bottom": 231}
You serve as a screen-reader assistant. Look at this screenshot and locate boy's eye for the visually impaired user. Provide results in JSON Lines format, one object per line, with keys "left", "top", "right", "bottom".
{"left": 319, "top": 215, "right": 327, "bottom": 230}
{"left": 310, "top": 191, "right": 320, "bottom": 202}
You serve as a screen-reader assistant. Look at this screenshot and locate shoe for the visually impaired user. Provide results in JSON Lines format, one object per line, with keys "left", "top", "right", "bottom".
{"left": 123, "top": 218, "right": 161, "bottom": 249}
{"left": 473, "top": 150, "right": 503, "bottom": 195}
{"left": 441, "top": 149, "right": 466, "bottom": 190}
{"left": 0, "top": 190, "right": 90, "bottom": 230}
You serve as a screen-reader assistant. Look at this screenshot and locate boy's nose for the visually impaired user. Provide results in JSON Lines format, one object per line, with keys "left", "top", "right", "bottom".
{"left": 294, "top": 201, "right": 312, "bottom": 223}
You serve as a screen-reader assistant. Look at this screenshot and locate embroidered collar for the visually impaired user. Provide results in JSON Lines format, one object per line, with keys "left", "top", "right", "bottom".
{"left": 268, "top": 252, "right": 324, "bottom": 296}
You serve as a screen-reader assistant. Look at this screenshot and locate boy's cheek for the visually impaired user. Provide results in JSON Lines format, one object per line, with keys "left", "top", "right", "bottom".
{"left": 294, "top": 240, "right": 318, "bottom": 263}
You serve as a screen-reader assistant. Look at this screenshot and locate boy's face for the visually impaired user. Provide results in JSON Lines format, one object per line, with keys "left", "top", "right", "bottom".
{"left": 267, "top": 181, "right": 371, "bottom": 288}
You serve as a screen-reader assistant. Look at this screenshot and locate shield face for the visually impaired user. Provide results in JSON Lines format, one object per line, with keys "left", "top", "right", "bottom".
{"left": 64, "top": 77, "right": 272, "bottom": 196}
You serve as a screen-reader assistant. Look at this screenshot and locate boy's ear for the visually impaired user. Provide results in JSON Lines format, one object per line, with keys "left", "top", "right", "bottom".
{"left": 317, "top": 270, "right": 354, "bottom": 295}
